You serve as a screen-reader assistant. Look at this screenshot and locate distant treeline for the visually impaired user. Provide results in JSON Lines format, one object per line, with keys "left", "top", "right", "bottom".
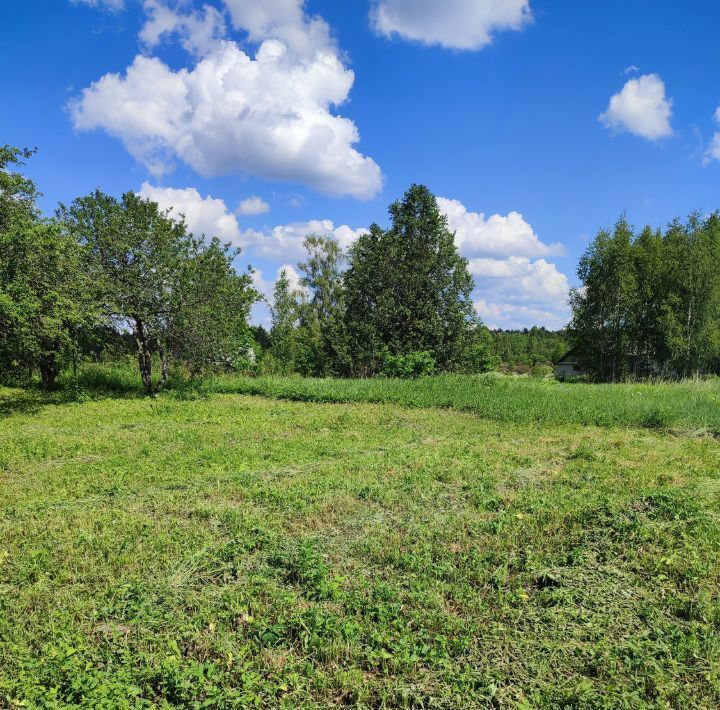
{"left": 570, "top": 215, "right": 720, "bottom": 381}
{"left": 489, "top": 328, "right": 568, "bottom": 371}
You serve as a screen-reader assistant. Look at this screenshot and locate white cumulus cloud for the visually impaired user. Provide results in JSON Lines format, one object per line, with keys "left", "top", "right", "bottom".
{"left": 241, "top": 219, "right": 368, "bottom": 260}
{"left": 139, "top": 0, "right": 225, "bottom": 56}
{"left": 71, "top": 0, "right": 383, "bottom": 199}
{"left": 138, "top": 182, "right": 242, "bottom": 242}
{"left": 599, "top": 74, "right": 673, "bottom": 141}
{"left": 224, "top": 0, "right": 335, "bottom": 58}
{"left": 475, "top": 300, "right": 568, "bottom": 331}
{"left": 438, "top": 196, "right": 564, "bottom": 258}
{"left": 138, "top": 182, "right": 365, "bottom": 261}
{"left": 436, "top": 195, "right": 570, "bottom": 329}
{"left": 237, "top": 196, "right": 270, "bottom": 216}
{"left": 470, "top": 256, "right": 571, "bottom": 329}
{"left": 468, "top": 256, "right": 569, "bottom": 301}
{"left": 371, "top": 0, "right": 531, "bottom": 50}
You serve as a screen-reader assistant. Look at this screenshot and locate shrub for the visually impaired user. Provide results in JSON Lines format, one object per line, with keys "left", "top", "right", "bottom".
{"left": 531, "top": 364, "right": 554, "bottom": 379}
{"left": 257, "top": 352, "right": 294, "bottom": 377}
{"left": 382, "top": 351, "right": 436, "bottom": 379}
{"left": 462, "top": 343, "right": 501, "bottom": 374}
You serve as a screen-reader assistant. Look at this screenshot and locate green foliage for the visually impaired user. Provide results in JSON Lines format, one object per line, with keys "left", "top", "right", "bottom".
{"left": 0, "top": 219, "right": 98, "bottom": 387}
{"left": 269, "top": 268, "right": 301, "bottom": 373}
{"left": 169, "top": 238, "right": 257, "bottom": 375}
{"left": 0, "top": 148, "right": 98, "bottom": 387}
{"left": 345, "top": 185, "right": 477, "bottom": 375}
{"left": 249, "top": 324, "right": 271, "bottom": 351}
{"left": 59, "top": 191, "right": 258, "bottom": 391}
{"left": 71, "top": 359, "right": 141, "bottom": 393}
{"left": 489, "top": 327, "right": 568, "bottom": 368}
{"left": 460, "top": 327, "right": 502, "bottom": 373}
{"left": 530, "top": 364, "right": 554, "bottom": 378}
{"left": 571, "top": 213, "right": 720, "bottom": 380}
{"left": 59, "top": 190, "right": 197, "bottom": 392}
{"left": 297, "top": 234, "right": 348, "bottom": 376}
{"left": 1, "top": 385, "right": 720, "bottom": 705}
{"left": 0, "top": 145, "right": 39, "bottom": 233}
{"left": 382, "top": 350, "right": 436, "bottom": 378}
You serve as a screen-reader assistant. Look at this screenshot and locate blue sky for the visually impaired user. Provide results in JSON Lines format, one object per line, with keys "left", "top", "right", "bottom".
{"left": 3, "top": 0, "right": 720, "bottom": 329}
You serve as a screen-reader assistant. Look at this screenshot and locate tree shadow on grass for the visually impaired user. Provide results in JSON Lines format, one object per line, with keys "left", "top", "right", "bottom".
{"left": 0, "top": 386, "right": 144, "bottom": 419}
{"left": 0, "top": 374, "right": 210, "bottom": 418}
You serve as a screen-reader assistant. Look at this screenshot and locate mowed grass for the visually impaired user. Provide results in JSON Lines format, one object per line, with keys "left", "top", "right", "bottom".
{"left": 208, "top": 374, "right": 720, "bottom": 433}
{"left": 1, "top": 385, "right": 720, "bottom": 707}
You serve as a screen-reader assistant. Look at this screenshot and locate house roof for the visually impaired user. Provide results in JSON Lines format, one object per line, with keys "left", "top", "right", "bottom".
{"left": 554, "top": 346, "right": 582, "bottom": 365}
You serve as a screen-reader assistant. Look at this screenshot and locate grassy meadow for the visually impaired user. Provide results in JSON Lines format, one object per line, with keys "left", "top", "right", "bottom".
{"left": 1, "top": 374, "right": 720, "bottom": 707}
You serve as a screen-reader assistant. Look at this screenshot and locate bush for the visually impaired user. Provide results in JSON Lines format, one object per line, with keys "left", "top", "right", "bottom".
{"left": 462, "top": 342, "right": 501, "bottom": 374}
{"left": 382, "top": 351, "right": 436, "bottom": 379}
{"left": 530, "top": 364, "right": 554, "bottom": 379}
{"left": 256, "top": 352, "right": 295, "bottom": 377}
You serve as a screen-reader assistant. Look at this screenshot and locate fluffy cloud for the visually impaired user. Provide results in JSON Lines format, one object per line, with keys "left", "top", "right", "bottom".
{"left": 468, "top": 255, "right": 569, "bottom": 300}
{"left": 237, "top": 196, "right": 270, "bottom": 216}
{"left": 71, "top": 1, "right": 383, "bottom": 199}
{"left": 475, "top": 300, "right": 568, "bottom": 331}
{"left": 599, "top": 74, "right": 673, "bottom": 141}
{"left": 241, "top": 219, "right": 368, "bottom": 260}
{"left": 470, "top": 257, "right": 571, "bottom": 329}
{"left": 438, "top": 196, "right": 563, "bottom": 258}
{"left": 224, "top": 0, "right": 334, "bottom": 58}
{"left": 436, "top": 196, "right": 570, "bottom": 328}
{"left": 139, "top": 0, "right": 225, "bottom": 56}
{"left": 137, "top": 182, "right": 365, "bottom": 261}
{"left": 138, "top": 182, "right": 242, "bottom": 242}
{"left": 371, "top": 0, "right": 531, "bottom": 50}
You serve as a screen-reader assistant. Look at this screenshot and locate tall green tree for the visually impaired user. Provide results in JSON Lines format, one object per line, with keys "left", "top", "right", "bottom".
{"left": 570, "top": 217, "right": 637, "bottom": 381}
{"left": 342, "top": 224, "right": 388, "bottom": 376}
{"left": 0, "top": 147, "right": 96, "bottom": 387}
{"left": 0, "top": 219, "right": 96, "bottom": 387}
{"left": 345, "top": 184, "right": 477, "bottom": 375}
{"left": 570, "top": 213, "right": 720, "bottom": 380}
{"left": 269, "top": 268, "right": 301, "bottom": 371}
{"left": 631, "top": 225, "right": 666, "bottom": 374}
{"left": 60, "top": 191, "right": 258, "bottom": 391}
{"left": 297, "top": 234, "right": 348, "bottom": 376}
{"left": 60, "top": 191, "right": 192, "bottom": 391}
{"left": 659, "top": 213, "right": 720, "bottom": 377}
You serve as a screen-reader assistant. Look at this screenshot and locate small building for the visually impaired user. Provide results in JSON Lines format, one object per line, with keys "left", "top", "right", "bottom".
{"left": 554, "top": 347, "right": 584, "bottom": 379}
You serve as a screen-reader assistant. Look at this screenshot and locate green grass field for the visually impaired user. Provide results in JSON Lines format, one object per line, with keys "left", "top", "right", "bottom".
{"left": 1, "top": 376, "right": 720, "bottom": 707}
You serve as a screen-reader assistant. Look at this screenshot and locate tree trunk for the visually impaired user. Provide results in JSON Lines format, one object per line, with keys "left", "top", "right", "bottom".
{"left": 133, "top": 317, "right": 153, "bottom": 394}
{"left": 158, "top": 341, "right": 169, "bottom": 391}
{"left": 39, "top": 352, "right": 59, "bottom": 390}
